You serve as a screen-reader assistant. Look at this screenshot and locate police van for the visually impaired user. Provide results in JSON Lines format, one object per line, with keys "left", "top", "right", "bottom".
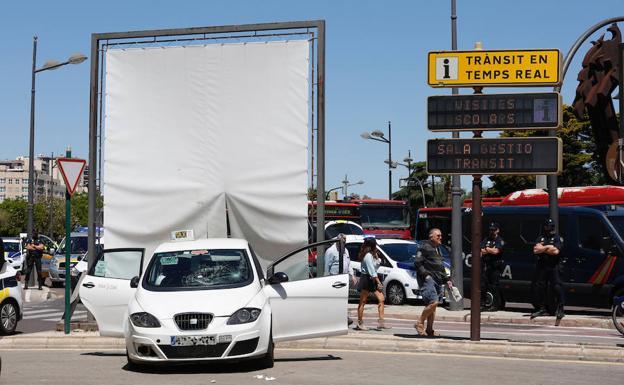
{"left": 415, "top": 186, "right": 624, "bottom": 311}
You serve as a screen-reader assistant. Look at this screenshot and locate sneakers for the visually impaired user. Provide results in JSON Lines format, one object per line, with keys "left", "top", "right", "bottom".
{"left": 530, "top": 308, "right": 548, "bottom": 320}
{"left": 377, "top": 318, "right": 391, "bottom": 330}
{"left": 354, "top": 321, "right": 368, "bottom": 331}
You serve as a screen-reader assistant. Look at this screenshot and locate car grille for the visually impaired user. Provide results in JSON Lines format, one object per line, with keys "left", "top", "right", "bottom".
{"left": 159, "top": 343, "right": 229, "bottom": 359}
{"left": 174, "top": 313, "right": 213, "bottom": 330}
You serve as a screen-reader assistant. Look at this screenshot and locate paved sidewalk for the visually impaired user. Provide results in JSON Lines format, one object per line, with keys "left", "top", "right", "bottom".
{"left": 351, "top": 303, "right": 617, "bottom": 329}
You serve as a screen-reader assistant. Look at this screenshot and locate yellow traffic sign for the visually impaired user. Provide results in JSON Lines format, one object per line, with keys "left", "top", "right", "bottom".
{"left": 428, "top": 49, "right": 561, "bottom": 87}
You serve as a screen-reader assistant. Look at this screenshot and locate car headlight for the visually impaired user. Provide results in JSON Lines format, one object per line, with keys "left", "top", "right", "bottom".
{"left": 226, "top": 308, "right": 261, "bottom": 325}
{"left": 129, "top": 312, "right": 161, "bottom": 328}
{"left": 408, "top": 270, "right": 419, "bottom": 279}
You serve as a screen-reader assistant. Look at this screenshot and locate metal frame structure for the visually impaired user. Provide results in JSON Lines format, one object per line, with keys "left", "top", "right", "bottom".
{"left": 87, "top": 20, "right": 326, "bottom": 270}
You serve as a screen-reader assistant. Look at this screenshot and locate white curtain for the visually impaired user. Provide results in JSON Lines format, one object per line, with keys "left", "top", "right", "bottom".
{"left": 104, "top": 40, "right": 310, "bottom": 265}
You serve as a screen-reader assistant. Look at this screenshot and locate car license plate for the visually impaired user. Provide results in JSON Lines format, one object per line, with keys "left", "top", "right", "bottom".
{"left": 170, "top": 335, "right": 216, "bottom": 346}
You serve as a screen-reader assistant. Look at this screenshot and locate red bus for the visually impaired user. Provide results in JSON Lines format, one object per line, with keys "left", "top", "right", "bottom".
{"left": 350, "top": 199, "right": 412, "bottom": 240}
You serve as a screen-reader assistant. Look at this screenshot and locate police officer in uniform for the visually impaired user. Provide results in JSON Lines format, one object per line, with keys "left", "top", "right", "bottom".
{"left": 480, "top": 222, "right": 505, "bottom": 311}
{"left": 530, "top": 218, "right": 564, "bottom": 323}
{"left": 24, "top": 231, "right": 45, "bottom": 290}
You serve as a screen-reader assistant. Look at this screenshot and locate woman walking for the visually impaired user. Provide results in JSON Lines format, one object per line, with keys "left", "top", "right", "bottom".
{"left": 355, "top": 237, "right": 390, "bottom": 330}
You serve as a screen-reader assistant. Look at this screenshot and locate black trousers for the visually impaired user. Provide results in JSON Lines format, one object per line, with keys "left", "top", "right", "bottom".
{"left": 25, "top": 256, "right": 44, "bottom": 288}
{"left": 481, "top": 261, "right": 504, "bottom": 308}
{"left": 532, "top": 264, "right": 564, "bottom": 310}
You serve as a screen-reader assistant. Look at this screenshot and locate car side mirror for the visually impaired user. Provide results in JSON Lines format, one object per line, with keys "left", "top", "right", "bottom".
{"left": 130, "top": 276, "right": 140, "bottom": 288}
{"left": 268, "top": 271, "right": 289, "bottom": 284}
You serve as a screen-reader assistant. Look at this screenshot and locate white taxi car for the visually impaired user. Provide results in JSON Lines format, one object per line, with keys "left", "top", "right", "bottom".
{"left": 0, "top": 264, "right": 24, "bottom": 334}
{"left": 79, "top": 236, "right": 348, "bottom": 368}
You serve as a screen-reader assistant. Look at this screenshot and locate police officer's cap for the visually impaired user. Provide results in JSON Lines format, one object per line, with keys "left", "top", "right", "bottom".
{"left": 489, "top": 222, "right": 500, "bottom": 230}
{"left": 543, "top": 218, "right": 555, "bottom": 230}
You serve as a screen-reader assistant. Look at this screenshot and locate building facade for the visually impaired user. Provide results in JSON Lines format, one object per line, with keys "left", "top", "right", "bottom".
{"left": 0, "top": 155, "right": 86, "bottom": 203}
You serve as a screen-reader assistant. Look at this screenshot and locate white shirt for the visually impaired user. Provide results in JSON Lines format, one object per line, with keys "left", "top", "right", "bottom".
{"left": 324, "top": 243, "right": 353, "bottom": 276}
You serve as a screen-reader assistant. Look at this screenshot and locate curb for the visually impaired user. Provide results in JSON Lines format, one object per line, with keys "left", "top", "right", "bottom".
{"left": 278, "top": 333, "right": 624, "bottom": 363}
{"left": 2, "top": 332, "right": 622, "bottom": 363}
{"left": 369, "top": 312, "right": 617, "bottom": 330}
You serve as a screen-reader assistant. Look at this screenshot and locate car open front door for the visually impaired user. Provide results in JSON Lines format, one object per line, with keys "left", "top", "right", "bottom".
{"left": 263, "top": 240, "right": 349, "bottom": 342}
{"left": 79, "top": 248, "right": 145, "bottom": 337}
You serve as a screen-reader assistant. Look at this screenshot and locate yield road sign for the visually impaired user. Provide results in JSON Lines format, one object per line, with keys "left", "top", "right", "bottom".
{"left": 56, "top": 158, "right": 86, "bottom": 196}
{"left": 428, "top": 49, "right": 561, "bottom": 87}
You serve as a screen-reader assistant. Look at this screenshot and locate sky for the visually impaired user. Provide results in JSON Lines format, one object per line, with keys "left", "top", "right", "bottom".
{"left": 0, "top": 0, "right": 622, "bottom": 199}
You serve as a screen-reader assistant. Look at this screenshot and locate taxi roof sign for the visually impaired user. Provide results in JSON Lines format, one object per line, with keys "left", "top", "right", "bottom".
{"left": 428, "top": 49, "right": 561, "bottom": 87}
{"left": 170, "top": 229, "right": 195, "bottom": 241}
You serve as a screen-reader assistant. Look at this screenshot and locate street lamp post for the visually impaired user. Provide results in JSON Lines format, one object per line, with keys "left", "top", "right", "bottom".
{"left": 326, "top": 175, "right": 364, "bottom": 200}
{"left": 27, "top": 36, "right": 87, "bottom": 238}
{"left": 391, "top": 158, "right": 428, "bottom": 208}
{"left": 361, "top": 121, "right": 392, "bottom": 199}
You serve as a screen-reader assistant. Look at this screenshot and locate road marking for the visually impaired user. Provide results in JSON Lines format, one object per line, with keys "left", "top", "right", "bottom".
{"left": 23, "top": 311, "right": 86, "bottom": 320}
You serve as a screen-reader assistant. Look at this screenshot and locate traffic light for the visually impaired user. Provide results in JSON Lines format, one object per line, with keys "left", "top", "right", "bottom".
{"left": 572, "top": 23, "right": 621, "bottom": 183}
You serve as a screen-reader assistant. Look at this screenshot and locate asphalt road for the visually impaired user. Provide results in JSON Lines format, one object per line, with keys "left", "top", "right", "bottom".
{"left": 1, "top": 348, "right": 623, "bottom": 385}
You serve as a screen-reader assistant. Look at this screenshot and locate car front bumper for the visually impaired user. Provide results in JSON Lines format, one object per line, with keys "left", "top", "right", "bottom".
{"left": 125, "top": 311, "right": 271, "bottom": 364}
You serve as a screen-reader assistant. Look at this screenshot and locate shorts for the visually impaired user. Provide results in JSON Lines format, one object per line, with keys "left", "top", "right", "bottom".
{"left": 421, "top": 276, "right": 442, "bottom": 305}
{"left": 357, "top": 274, "right": 377, "bottom": 292}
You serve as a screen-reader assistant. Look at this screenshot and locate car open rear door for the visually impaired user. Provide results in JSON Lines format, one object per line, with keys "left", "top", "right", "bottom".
{"left": 263, "top": 240, "right": 349, "bottom": 342}
{"left": 79, "top": 248, "right": 145, "bottom": 337}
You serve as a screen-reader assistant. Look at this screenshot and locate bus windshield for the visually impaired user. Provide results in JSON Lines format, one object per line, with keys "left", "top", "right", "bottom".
{"left": 360, "top": 206, "right": 409, "bottom": 229}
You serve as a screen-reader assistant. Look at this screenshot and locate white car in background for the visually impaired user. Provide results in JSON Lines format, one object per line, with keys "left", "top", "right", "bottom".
{"left": 79, "top": 235, "right": 348, "bottom": 368}
{"left": 0, "top": 264, "right": 24, "bottom": 334}
{"left": 344, "top": 236, "right": 451, "bottom": 305}
{"left": 2, "top": 238, "right": 25, "bottom": 272}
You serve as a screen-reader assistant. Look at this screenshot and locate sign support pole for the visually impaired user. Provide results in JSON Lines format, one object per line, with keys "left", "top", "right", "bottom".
{"left": 470, "top": 173, "right": 482, "bottom": 341}
{"left": 64, "top": 148, "right": 72, "bottom": 335}
{"left": 470, "top": 83, "right": 483, "bottom": 342}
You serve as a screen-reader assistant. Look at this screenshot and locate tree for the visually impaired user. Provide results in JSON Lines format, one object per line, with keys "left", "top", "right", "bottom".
{"left": 486, "top": 105, "right": 608, "bottom": 196}
{"left": 392, "top": 161, "right": 462, "bottom": 208}
{"left": 0, "top": 192, "right": 103, "bottom": 238}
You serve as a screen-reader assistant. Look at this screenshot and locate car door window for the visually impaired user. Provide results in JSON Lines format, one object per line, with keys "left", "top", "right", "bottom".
{"left": 345, "top": 243, "right": 362, "bottom": 261}
{"left": 269, "top": 240, "right": 339, "bottom": 282}
{"left": 579, "top": 215, "right": 608, "bottom": 252}
{"left": 89, "top": 249, "right": 144, "bottom": 280}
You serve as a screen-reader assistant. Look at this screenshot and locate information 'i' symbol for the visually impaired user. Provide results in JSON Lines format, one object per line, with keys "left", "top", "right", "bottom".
{"left": 443, "top": 59, "right": 451, "bottom": 79}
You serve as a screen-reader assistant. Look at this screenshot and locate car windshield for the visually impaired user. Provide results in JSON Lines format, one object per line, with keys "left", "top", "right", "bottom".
{"left": 379, "top": 243, "right": 418, "bottom": 263}
{"left": 58, "top": 237, "right": 88, "bottom": 255}
{"left": 3, "top": 241, "right": 20, "bottom": 253}
{"left": 144, "top": 249, "right": 252, "bottom": 291}
{"left": 360, "top": 206, "right": 410, "bottom": 228}
{"left": 325, "top": 223, "right": 364, "bottom": 238}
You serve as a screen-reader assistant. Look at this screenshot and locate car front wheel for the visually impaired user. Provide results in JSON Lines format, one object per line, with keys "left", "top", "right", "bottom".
{"left": 0, "top": 301, "right": 18, "bottom": 335}
{"left": 256, "top": 331, "right": 274, "bottom": 369}
{"left": 385, "top": 281, "right": 405, "bottom": 305}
